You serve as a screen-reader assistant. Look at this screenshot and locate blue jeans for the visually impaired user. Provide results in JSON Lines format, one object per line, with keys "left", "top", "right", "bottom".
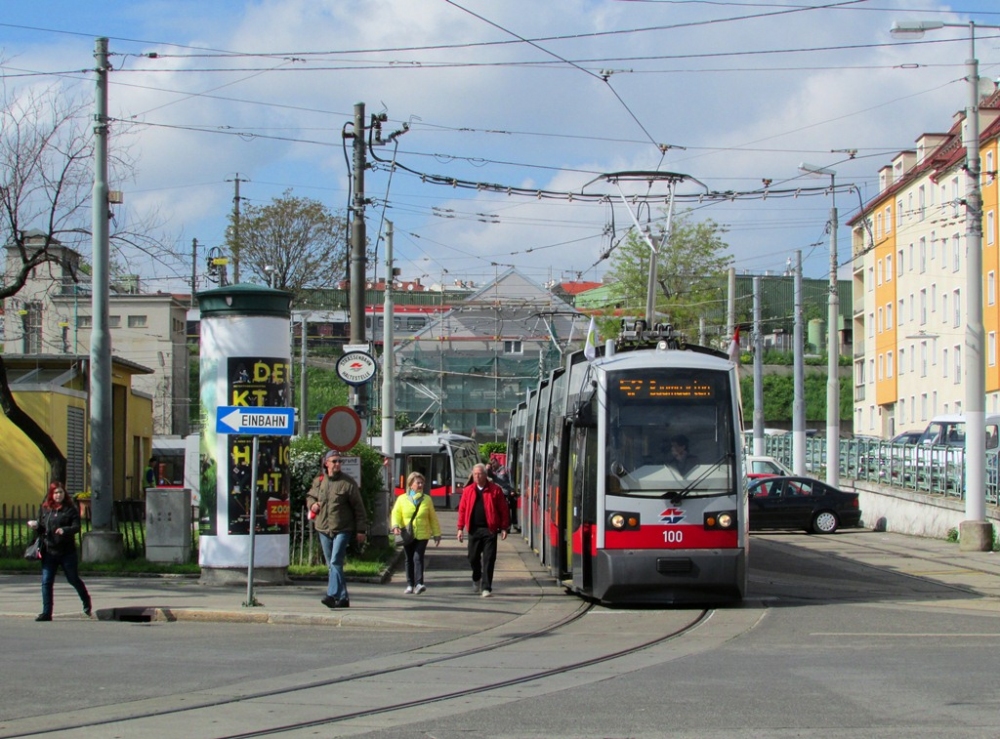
{"left": 318, "top": 531, "right": 351, "bottom": 601}
{"left": 40, "top": 551, "right": 91, "bottom": 617}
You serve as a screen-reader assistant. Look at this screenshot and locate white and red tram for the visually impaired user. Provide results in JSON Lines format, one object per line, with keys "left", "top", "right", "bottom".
{"left": 509, "top": 322, "right": 748, "bottom": 605}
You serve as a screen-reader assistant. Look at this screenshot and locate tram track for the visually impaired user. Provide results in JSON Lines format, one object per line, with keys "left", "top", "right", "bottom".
{"left": 0, "top": 601, "right": 766, "bottom": 739}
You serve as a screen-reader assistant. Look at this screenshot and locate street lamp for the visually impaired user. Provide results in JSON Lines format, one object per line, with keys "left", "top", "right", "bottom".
{"left": 890, "top": 19, "right": 995, "bottom": 550}
{"left": 799, "top": 162, "right": 840, "bottom": 487}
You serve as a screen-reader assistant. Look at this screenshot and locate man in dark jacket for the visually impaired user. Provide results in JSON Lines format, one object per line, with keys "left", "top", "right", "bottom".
{"left": 306, "top": 451, "right": 367, "bottom": 608}
{"left": 456, "top": 463, "right": 510, "bottom": 597}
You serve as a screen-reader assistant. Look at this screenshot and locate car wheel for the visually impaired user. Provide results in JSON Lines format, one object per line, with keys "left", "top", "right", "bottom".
{"left": 811, "top": 510, "right": 839, "bottom": 534}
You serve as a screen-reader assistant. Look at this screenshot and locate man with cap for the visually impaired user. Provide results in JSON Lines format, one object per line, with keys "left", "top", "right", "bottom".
{"left": 306, "top": 450, "right": 367, "bottom": 608}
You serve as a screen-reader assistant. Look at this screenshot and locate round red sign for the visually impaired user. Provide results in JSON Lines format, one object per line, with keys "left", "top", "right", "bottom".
{"left": 320, "top": 406, "right": 363, "bottom": 451}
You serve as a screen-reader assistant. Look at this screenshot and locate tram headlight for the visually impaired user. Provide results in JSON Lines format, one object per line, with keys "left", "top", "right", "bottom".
{"left": 608, "top": 512, "right": 640, "bottom": 530}
{"left": 704, "top": 510, "right": 736, "bottom": 529}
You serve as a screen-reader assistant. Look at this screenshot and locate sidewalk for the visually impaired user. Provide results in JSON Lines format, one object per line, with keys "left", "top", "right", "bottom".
{"left": 3, "top": 519, "right": 999, "bottom": 625}
{"left": 0, "top": 511, "right": 554, "bottom": 629}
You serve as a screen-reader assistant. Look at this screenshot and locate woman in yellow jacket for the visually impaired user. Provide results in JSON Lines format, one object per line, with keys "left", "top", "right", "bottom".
{"left": 390, "top": 472, "right": 442, "bottom": 594}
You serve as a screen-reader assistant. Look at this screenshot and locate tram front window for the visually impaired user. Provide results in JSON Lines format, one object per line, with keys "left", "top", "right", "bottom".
{"left": 606, "top": 368, "right": 735, "bottom": 497}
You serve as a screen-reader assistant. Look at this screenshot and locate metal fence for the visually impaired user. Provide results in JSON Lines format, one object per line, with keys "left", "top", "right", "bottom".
{"left": 0, "top": 501, "right": 149, "bottom": 559}
{"left": 750, "top": 433, "right": 1000, "bottom": 506}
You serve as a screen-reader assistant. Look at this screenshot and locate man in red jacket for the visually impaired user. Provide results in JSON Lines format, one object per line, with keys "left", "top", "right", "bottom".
{"left": 456, "top": 463, "right": 510, "bottom": 597}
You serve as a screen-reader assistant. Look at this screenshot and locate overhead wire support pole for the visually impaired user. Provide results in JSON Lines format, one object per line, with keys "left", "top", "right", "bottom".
{"left": 890, "top": 19, "right": 996, "bottom": 550}
{"left": 86, "top": 37, "right": 123, "bottom": 559}
{"left": 349, "top": 102, "right": 368, "bottom": 424}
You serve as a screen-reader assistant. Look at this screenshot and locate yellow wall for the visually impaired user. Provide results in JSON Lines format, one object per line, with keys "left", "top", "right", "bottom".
{"left": 0, "top": 371, "right": 154, "bottom": 509}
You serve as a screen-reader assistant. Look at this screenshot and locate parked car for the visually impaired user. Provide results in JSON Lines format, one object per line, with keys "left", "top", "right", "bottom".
{"left": 746, "top": 454, "right": 792, "bottom": 481}
{"left": 891, "top": 430, "right": 923, "bottom": 445}
{"left": 748, "top": 476, "right": 862, "bottom": 534}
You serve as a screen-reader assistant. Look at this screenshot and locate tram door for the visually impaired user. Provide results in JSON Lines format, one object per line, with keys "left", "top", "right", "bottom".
{"left": 569, "top": 422, "right": 597, "bottom": 592}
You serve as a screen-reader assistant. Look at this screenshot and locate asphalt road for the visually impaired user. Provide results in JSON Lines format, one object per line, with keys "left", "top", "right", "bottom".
{"left": 2, "top": 530, "right": 999, "bottom": 738}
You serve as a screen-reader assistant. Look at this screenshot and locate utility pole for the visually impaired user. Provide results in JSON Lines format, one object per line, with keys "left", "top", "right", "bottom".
{"left": 191, "top": 238, "right": 198, "bottom": 307}
{"left": 84, "top": 37, "right": 123, "bottom": 560}
{"left": 348, "top": 102, "right": 368, "bottom": 420}
{"left": 792, "top": 250, "right": 806, "bottom": 474}
{"left": 379, "top": 221, "right": 395, "bottom": 545}
{"left": 228, "top": 174, "right": 246, "bottom": 284}
{"left": 752, "top": 276, "right": 764, "bottom": 456}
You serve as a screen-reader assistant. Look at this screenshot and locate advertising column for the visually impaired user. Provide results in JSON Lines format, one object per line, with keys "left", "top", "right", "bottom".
{"left": 197, "top": 285, "right": 293, "bottom": 584}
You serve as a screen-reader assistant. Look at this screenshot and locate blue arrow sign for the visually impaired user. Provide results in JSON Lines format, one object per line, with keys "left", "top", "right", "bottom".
{"left": 216, "top": 406, "right": 295, "bottom": 436}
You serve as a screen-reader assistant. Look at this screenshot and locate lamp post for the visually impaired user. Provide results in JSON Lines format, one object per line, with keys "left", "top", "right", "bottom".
{"left": 799, "top": 162, "right": 840, "bottom": 487}
{"left": 890, "top": 19, "right": 995, "bottom": 550}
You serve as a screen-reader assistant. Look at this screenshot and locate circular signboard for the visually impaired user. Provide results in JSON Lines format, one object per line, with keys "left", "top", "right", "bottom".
{"left": 336, "top": 350, "right": 377, "bottom": 386}
{"left": 320, "top": 406, "right": 363, "bottom": 451}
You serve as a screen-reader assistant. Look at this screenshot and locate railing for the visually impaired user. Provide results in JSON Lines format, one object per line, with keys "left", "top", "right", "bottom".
{"left": 0, "top": 500, "right": 152, "bottom": 559}
{"left": 3, "top": 502, "right": 332, "bottom": 567}
{"left": 746, "top": 433, "right": 999, "bottom": 506}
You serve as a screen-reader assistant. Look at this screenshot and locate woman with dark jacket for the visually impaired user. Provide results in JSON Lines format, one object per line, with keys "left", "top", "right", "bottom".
{"left": 27, "top": 482, "right": 92, "bottom": 622}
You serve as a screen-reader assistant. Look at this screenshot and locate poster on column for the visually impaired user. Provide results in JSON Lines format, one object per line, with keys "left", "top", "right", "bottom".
{"left": 227, "top": 356, "right": 292, "bottom": 536}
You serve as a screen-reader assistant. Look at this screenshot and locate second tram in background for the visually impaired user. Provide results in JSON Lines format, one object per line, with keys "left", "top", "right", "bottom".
{"left": 507, "top": 320, "right": 748, "bottom": 606}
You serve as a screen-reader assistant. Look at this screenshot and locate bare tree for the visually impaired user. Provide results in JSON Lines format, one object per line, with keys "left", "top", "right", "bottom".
{"left": 0, "top": 81, "right": 168, "bottom": 484}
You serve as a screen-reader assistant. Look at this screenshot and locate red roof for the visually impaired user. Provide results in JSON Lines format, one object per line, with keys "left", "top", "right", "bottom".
{"left": 558, "top": 281, "right": 603, "bottom": 295}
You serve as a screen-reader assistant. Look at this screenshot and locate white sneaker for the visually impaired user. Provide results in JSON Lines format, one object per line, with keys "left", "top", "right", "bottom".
{"left": 481, "top": 589, "right": 492, "bottom": 598}
{"left": 404, "top": 585, "right": 413, "bottom": 594}
{"left": 414, "top": 584, "right": 426, "bottom": 594}
{"left": 473, "top": 581, "right": 481, "bottom": 594}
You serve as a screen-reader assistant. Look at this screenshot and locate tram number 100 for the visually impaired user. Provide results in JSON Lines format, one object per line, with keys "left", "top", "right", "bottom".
{"left": 662, "top": 529, "right": 684, "bottom": 544}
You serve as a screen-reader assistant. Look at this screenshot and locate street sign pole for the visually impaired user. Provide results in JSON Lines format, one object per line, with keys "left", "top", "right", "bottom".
{"left": 214, "top": 405, "right": 295, "bottom": 607}
{"left": 244, "top": 435, "right": 261, "bottom": 607}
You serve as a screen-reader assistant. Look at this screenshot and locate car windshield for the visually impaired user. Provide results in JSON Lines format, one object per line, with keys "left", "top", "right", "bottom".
{"left": 605, "top": 367, "right": 736, "bottom": 499}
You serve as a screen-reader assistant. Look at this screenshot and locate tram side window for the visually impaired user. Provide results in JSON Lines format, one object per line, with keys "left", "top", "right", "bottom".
{"left": 407, "top": 455, "right": 433, "bottom": 487}
{"left": 570, "top": 425, "right": 597, "bottom": 526}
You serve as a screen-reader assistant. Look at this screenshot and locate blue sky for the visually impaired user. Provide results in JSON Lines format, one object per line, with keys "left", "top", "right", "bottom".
{"left": 2, "top": 0, "right": 1000, "bottom": 298}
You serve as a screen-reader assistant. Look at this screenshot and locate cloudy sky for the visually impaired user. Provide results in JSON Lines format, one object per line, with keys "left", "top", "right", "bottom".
{"left": 2, "top": 0, "right": 998, "bottom": 296}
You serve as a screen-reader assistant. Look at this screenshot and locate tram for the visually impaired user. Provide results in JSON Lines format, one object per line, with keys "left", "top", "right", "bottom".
{"left": 369, "top": 426, "right": 480, "bottom": 509}
{"left": 508, "top": 320, "right": 748, "bottom": 605}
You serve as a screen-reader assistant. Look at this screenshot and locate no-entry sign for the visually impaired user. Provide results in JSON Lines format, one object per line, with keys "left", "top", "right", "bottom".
{"left": 320, "top": 406, "right": 363, "bottom": 451}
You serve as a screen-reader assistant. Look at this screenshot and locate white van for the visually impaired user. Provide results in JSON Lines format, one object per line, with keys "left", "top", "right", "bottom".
{"left": 913, "top": 414, "right": 1000, "bottom": 488}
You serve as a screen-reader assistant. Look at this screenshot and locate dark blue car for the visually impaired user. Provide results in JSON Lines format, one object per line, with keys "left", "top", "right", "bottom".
{"left": 748, "top": 476, "right": 862, "bottom": 534}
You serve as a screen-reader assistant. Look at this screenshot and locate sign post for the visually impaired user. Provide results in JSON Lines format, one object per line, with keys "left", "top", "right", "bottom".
{"left": 216, "top": 405, "right": 295, "bottom": 607}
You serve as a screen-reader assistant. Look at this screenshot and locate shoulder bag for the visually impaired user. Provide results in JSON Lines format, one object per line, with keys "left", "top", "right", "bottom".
{"left": 24, "top": 537, "right": 42, "bottom": 561}
{"left": 399, "top": 496, "right": 422, "bottom": 545}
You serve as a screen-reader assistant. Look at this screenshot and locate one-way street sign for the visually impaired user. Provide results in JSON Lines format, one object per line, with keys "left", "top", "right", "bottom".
{"left": 216, "top": 406, "right": 295, "bottom": 436}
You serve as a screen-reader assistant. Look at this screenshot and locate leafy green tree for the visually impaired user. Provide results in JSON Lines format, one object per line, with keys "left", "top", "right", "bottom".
{"left": 605, "top": 212, "right": 731, "bottom": 338}
{"left": 228, "top": 191, "right": 349, "bottom": 297}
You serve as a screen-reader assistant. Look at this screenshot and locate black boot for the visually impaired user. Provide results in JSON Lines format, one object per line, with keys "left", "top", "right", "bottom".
{"left": 35, "top": 613, "right": 52, "bottom": 622}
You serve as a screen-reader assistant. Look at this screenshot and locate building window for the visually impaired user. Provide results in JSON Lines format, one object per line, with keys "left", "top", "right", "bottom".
{"left": 952, "top": 234, "right": 961, "bottom": 272}
{"left": 503, "top": 340, "right": 523, "bottom": 354}
{"left": 919, "top": 237, "right": 927, "bottom": 273}
{"left": 953, "top": 289, "right": 961, "bottom": 327}
{"left": 990, "top": 332, "right": 997, "bottom": 368}
{"left": 920, "top": 289, "right": 927, "bottom": 324}
{"left": 897, "top": 199, "right": 904, "bottom": 228}
{"left": 990, "top": 272, "right": 996, "bottom": 306}
{"left": 920, "top": 342, "right": 928, "bottom": 377}
{"left": 885, "top": 206, "right": 892, "bottom": 233}
{"left": 887, "top": 351, "right": 894, "bottom": 378}
{"left": 886, "top": 303, "right": 893, "bottom": 330}
{"left": 918, "top": 185, "right": 926, "bottom": 220}
{"left": 77, "top": 315, "right": 92, "bottom": 329}
{"left": 108, "top": 315, "right": 121, "bottom": 328}
{"left": 127, "top": 314, "right": 147, "bottom": 328}
{"left": 988, "top": 210, "right": 996, "bottom": 246}
{"left": 954, "top": 346, "right": 961, "bottom": 384}
{"left": 898, "top": 298, "right": 904, "bottom": 326}
{"left": 886, "top": 255, "right": 893, "bottom": 282}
